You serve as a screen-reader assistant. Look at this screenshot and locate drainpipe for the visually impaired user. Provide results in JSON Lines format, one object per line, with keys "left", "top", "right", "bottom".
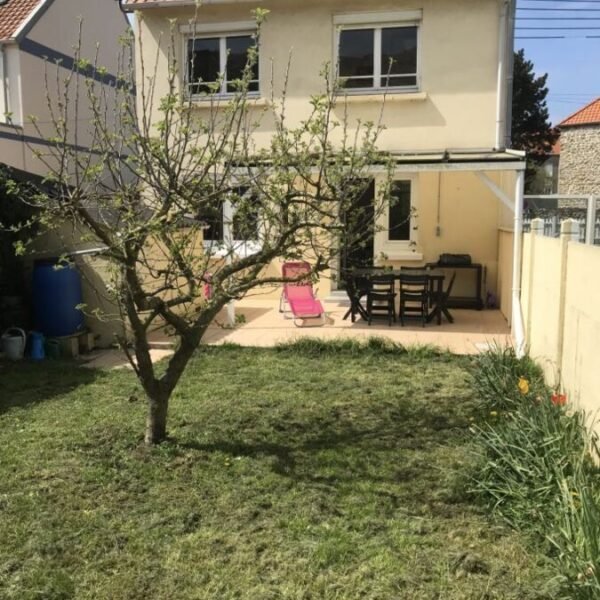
{"left": 512, "top": 169, "right": 526, "bottom": 357}
{"left": 495, "top": 0, "right": 509, "bottom": 149}
{"left": 504, "top": 0, "right": 517, "bottom": 148}
{"left": 0, "top": 43, "right": 8, "bottom": 121}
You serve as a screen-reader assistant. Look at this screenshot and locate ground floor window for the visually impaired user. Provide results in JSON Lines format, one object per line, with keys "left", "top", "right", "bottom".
{"left": 200, "top": 188, "right": 261, "bottom": 254}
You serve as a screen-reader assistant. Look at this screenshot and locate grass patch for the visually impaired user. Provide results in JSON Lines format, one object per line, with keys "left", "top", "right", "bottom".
{"left": 274, "top": 336, "right": 448, "bottom": 358}
{"left": 0, "top": 345, "right": 555, "bottom": 599}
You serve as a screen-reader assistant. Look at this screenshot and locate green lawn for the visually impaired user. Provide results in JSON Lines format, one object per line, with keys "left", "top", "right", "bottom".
{"left": 0, "top": 343, "right": 555, "bottom": 599}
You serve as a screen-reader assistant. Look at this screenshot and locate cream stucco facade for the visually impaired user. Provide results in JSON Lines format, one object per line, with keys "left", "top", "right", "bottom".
{"left": 130, "top": 0, "right": 521, "bottom": 304}
{"left": 135, "top": 0, "right": 511, "bottom": 151}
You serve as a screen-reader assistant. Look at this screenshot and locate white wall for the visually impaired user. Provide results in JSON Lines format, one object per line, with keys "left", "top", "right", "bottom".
{"left": 521, "top": 227, "right": 600, "bottom": 435}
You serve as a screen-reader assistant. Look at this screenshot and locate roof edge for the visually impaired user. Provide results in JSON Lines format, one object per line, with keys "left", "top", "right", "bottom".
{"left": 559, "top": 121, "right": 600, "bottom": 130}
{"left": 1, "top": 0, "right": 55, "bottom": 43}
{"left": 558, "top": 97, "right": 600, "bottom": 128}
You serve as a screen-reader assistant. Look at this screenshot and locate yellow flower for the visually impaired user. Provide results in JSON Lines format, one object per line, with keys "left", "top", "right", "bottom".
{"left": 518, "top": 377, "right": 530, "bottom": 395}
{"left": 490, "top": 411, "right": 498, "bottom": 417}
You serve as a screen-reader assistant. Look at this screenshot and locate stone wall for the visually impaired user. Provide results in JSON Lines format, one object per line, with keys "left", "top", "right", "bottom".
{"left": 558, "top": 125, "right": 600, "bottom": 195}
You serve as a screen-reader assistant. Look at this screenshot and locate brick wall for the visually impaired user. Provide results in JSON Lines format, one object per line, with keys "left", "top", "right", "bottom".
{"left": 558, "top": 125, "right": 600, "bottom": 195}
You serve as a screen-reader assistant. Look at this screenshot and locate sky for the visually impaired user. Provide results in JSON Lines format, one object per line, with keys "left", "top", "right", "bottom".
{"left": 515, "top": 0, "right": 600, "bottom": 125}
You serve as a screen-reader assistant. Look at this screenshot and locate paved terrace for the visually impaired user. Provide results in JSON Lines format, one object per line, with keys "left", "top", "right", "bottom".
{"left": 201, "top": 297, "right": 512, "bottom": 355}
{"left": 82, "top": 298, "right": 511, "bottom": 369}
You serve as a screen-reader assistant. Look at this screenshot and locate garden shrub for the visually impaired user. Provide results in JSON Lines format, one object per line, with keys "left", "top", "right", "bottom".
{"left": 471, "top": 346, "right": 600, "bottom": 599}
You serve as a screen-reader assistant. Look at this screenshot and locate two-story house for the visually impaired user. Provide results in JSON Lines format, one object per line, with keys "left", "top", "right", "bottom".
{"left": 124, "top": 0, "right": 526, "bottom": 342}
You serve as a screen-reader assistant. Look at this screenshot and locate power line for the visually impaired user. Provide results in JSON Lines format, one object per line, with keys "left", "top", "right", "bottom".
{"left": 519, "top": 0, "right": 600, "bottom": 3}
{"left": 517, "top": 17, "right": 600, "bottom": 20}
{"left": 517, "top": 26, "right": 600, "bottom": 29}
{"left": 516, "top": 34, "right": 600, "bottom": 38}
{"left": 518, "top": 7, "right": 600, "bottom": 11}
{"left": 518, "top": 7, "right": 600, "bottom": 10}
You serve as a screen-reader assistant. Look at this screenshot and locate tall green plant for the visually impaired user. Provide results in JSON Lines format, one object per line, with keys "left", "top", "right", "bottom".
{"left": 471, "top": 347, "right": 600, "bottom": 598}
{"left": 471, "top": 345, "right": 547, "bottom": 411}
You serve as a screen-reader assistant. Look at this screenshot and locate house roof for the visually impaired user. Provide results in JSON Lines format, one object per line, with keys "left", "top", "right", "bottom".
{"left": 559, "top": 98, "right": 600, "bottom": 128}
{"left": 0, "top": 0, "right": 46, "bottom": 42}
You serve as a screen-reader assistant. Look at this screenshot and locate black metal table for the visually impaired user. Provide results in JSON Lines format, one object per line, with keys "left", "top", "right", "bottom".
{"left": 343, "top": 268, "right": 448, "bottom": 325}
{"left": 425, "top": 262, "right": 484, "bottom": 310}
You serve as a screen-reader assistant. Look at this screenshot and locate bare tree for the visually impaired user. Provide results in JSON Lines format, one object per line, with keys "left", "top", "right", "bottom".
{"left": 19, "top": 12, "right": 394, "bottom": 444}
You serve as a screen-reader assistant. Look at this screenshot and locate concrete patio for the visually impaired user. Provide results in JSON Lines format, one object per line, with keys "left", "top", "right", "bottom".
{"left": 201, "top": 297, "right": 512, "bottom": 355}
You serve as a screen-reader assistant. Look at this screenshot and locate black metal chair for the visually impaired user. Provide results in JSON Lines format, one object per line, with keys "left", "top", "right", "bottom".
{"left": 367, "top": 275, "right": 397, "bottom": 327}
{"left": 438, "top": 272, "right": 457, "bottom": 324}
{"left": 399, "top": 273, "right": 429, "bottom": 327}
{"left": 401, "top": 265, "right": 434, "bottom": 304}
{"left": 342, "top": 270, "right": 369, "bottom": 322}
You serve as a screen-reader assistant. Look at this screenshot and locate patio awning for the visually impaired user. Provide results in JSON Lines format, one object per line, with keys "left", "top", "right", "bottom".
{"left": 381, "top": 148, "right": 527, "bottom": 356}
{"left": 384, "top": 149, "right": 526, "bottom": 172}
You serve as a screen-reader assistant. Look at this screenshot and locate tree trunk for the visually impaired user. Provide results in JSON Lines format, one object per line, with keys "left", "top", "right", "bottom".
{"left": 145, "top": 392, "right": 169, "bottom": 445}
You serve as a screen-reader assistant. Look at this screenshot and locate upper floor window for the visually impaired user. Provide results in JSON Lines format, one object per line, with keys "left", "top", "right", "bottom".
{"left": 186, "top": 30, "right": 259, "bottom": 97}
{"left": 335, "top": 11, "right": 420, "bottom": 93}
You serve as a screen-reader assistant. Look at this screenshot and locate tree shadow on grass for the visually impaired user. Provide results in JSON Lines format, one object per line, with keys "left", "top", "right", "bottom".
{"left": 176, "top": 402, "right": 471, "bottom": 498}
{"left": 0, "top": 359, "right": 106, "bottom": 414}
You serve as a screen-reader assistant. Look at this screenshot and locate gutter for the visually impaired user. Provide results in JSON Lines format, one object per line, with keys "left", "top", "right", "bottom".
{"left": 0, "top": 43, "right": 8, "bottom": 118}
{"left": 504, "top": 0, "right": 517, "bottom": 148}
{"left": 122, "top": 0, "right": 256, "bottom": 10}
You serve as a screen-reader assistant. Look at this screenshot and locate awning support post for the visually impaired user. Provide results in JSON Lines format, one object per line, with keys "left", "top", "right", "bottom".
{"left": 586, "top": 195, "right": 597, "bottom": 245}
{"left": 511, "top": 170, "right": 526, "bottom": 358}
{"left": 223, "top": 201, "right": 236, "bottom": 328}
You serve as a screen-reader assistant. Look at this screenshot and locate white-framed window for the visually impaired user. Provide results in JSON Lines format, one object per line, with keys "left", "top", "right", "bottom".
{"left": 375, "top": 174, "right": 420, "bottom": 260}
{"left": 200, "top": 187, "right": 262, "bottom": 256}
{"left": 183, "top": 23, "right": 259, "bottom": 97}
{"left": 334, "top": 11, "right": 421, "bottom": 93}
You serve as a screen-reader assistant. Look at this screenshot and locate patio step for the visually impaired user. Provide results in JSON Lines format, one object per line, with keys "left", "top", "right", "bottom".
{"left": 324, "top": 291, "right": 350, "bottom": 304}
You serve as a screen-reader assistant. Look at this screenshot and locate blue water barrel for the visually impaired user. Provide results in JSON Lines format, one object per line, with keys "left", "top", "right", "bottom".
{"left": 33, "top": 259, "right": 84, "bottom": 337}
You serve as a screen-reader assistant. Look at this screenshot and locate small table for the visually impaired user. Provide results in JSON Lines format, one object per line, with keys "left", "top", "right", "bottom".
{"left": 344, "top": 268, "right": 448, "bottom": 325}
{"left": 425, "top": 262, "right": 484, "bottom": 310}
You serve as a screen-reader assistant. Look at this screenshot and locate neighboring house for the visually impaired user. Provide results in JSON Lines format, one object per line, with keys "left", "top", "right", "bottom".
{"left": 0, "top": 0, "right": 128, "bottom": 177}
{"left": 528, "top": 139, "right": 560, "bottom": 195}
{"left": 558, "top": 98, "right": 600, "bottom": 196}
{"left": 0, "top": 0, "right": 129, "bottom": 338}
{"left": 122, "top": 0, "right": 526, "bottom": 332}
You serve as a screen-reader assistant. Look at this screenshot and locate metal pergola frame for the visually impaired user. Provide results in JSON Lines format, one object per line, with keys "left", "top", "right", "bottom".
{"left": 380, "top": 149, "right": 527, "bottom": 354}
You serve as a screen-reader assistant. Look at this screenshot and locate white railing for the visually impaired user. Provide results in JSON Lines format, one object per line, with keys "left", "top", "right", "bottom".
{"left": 523, "top": 195, "right": 599, "bottom": 245}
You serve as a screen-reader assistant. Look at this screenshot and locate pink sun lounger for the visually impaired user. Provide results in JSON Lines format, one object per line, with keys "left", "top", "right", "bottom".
{"left": 280, "top": 262, "right": 325, "bottom": 326}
